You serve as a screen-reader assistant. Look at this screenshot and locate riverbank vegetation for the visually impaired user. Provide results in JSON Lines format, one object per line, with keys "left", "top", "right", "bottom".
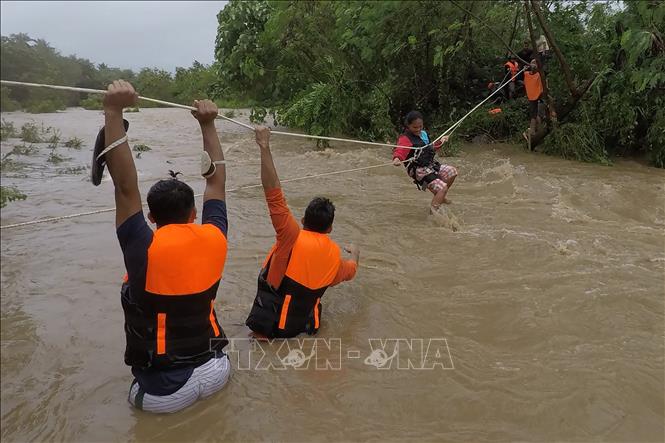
{"left": 213, "top": 0, "right": 663, "bottom": 167}
{"left": 1, "top": 1, "right": 663, "bottom": 167}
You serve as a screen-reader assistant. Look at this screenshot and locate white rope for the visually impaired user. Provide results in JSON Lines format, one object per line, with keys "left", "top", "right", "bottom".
{"left": 1, "top": 73, "right": 522, "bottom": 152}
{"left": 0, "top": 72, "right": 523, "bottom": 230}
{"left": 0, "top": 160, "right": 400, "bottom": 230}
{"left": 1, "top": 80, "right": 408, "bottom": 150}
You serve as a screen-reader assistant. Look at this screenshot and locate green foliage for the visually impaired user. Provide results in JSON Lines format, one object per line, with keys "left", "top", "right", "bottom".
{"left": 541, "top": 120, "right": 610, "bottom": 165}
{"left": 10, "top": 143, "right": 37, "bottom": 156}
{"left": 249, "top": 107, "right": 268, "bottom": 124}
{"left": 57, "top": 166, "right": 86, "bottom": 175}
{"left": 64, "top": 137, "right": 83, "bottom": 149}
{"left": 438, "top": 137, "right": 462, "bottom": 157}
{"left": 134, "top": 68, "right": 176, "bottom": 107}
{"left": 19, "top": 122, "right": 42, "bottom": 143}
{"left": 0, "top": 186, "right": 26, "bottom": 208}
{"left": 1, "top": 87, "right": 21, "bottom": 112}
{"left": 223, "top": 110, "right": 236, "bottom": 118}
{"left": 214, "top": 0, "right": 664, "bottom": 167}
{"left": 47, "top": 150, "right": 69, "bottom": 164}
{"left": 46, "top": 130, "right": 61, "bottom": 149}
{"left": 456, "top": 98, "right": 529, "bottom": 142}
{"left": 132, "top": 143, "right": 152, "bottom": 152}
{"left": 0, "top": 153, "right": 23, "bottom": 172}
{"left": 25, "top": 99, "right": 66, "bottom": 114}
{"left": 1, "top": 119, "right": 18, "bottom": 140}
{"left": 2, "top": 34, "right": 226, "bottom": 111}
{"left": 646, "top": 107, "right": 665, "bottom": 168}
{"left": 80, "top": 96, "right": 103, "bottom": 110}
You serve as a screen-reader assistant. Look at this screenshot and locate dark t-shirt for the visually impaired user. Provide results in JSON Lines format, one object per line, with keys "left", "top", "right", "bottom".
{"left": 117, "top": 199, "right": 228, "bottom": 395}
{"left": 518, "top": 48, "right": 534, "bottom": 65}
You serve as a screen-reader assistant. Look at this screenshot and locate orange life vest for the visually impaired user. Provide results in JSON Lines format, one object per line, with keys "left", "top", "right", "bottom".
{"left": 504, "top": 61, "right": 519, "bottom": 81}
{"left": 524, "top": 71, "right": 543, "bottom": 100}
{"left": 246, "top": 230, "right": 342, "bottom": 338}
{"left": 122, "top": 224, "right": 228, "bottom": 370}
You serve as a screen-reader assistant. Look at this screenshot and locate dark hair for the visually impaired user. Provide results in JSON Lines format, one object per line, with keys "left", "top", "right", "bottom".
{"left": 303, "top": 197, "right": 335, "bottom": 233}
{"left": 147, "top": 178, "right": 195, "bottom": 226}
{"left": 404, "top": 110, "right": 423, "bottom": 126}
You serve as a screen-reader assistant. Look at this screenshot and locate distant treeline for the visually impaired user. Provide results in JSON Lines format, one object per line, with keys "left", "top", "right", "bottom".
{"left": 0, "top": 33, "right": 238, "bottom": 113}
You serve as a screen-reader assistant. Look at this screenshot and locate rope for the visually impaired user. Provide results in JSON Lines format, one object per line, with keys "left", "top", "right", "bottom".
{"left": 0, "top": 72, "right": 523, "bottom": 151}
{"left": 0, "top": 70, "right": 523, "bottom": 230}
{"left": 2, "top": 80, "right": 408, "bottom": 150}
{"left": 0, "top": 160, "right": 399, "bottom": 230}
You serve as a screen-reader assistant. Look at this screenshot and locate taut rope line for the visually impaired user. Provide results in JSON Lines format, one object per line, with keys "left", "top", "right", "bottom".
{"left": 0, "top": 69, "right": 523, "bottom": 230}
{"left": 1, "top": 70, "right": 523, "bottom": 151}
{"left": 0, "top": 161, "right": 397, "bottom": 230}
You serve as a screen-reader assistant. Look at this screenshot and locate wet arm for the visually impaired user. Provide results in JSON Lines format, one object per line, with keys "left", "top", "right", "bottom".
{"left": 104, "top": 109, "right": 142, "bottom": 228}
{"left": 255, "top": 127, "right": 300, "bottom": 287}
{"left": 201, "top": 121, "right": 225, "bottom": 202}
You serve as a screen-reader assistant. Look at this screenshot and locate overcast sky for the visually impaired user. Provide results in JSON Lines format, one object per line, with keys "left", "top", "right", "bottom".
{"left": 0, "top": 1, "right": 228, "bottom": 71}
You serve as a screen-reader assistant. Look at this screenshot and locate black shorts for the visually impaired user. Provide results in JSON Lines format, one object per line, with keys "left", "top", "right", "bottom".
{"left": 529, "top": 99, "right": 540, "bottom": 119}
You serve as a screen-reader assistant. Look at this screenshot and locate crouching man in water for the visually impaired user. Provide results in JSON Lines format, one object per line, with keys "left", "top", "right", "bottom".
{"left": 98, "top": 81, "right": 230, "bottom": 413}
{"left": 245, "top": 127, "right": 360, "bottom": 339}
{"left": 392, "top": 111, "right": 457, "bottom": 212}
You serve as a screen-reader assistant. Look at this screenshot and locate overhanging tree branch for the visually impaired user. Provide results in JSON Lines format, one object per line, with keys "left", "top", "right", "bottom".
{"left": 530, "top": 0, "right": 579, "bottom": 97}
{"left": 449, "top": 0, "right": 529, "bottom": 64}
{"left": 524, "top": 1, "right": 552, "bottom": 109}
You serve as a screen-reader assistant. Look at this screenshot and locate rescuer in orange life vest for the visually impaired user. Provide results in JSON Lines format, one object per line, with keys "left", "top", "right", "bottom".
{"left": 504, "top": 56, "right": 520, "bottom": 99}
{"left": 523, "top": 59, "right": 545, "bottom": 143}
{"left": 245, "top": 126, "right": 360, "bottom": 339}
{"left": 93, "top": 80, "right": 231, "bottom": 413}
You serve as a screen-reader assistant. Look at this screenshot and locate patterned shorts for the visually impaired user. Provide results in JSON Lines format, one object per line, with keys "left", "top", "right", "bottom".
{"left": 128, "top": 354, "right": 231, "bottom": 414}
{"left": 414, "top": 164, "right": 458, "bottom": 193}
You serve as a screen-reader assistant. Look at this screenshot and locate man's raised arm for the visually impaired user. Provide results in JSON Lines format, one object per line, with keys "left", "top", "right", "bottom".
{"left": 103, "top": 80, "right": 141, "bottom": 227}
{"left": 255, "top": 126, "right": 280, "bottom": 191}
{"left": 192, "top": 100, "right": 225, "bottom": 202}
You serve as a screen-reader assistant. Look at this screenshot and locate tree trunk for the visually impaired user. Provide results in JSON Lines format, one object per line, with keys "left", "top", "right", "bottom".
{"left": 530, "top": 0, "right": 579, "bottom": 97}
{"left": 525, "top": 1, "right": 555, "bottom": 122}
{"left": 507, "top": 5, "right": 521, "bottom": 58}
{"left": 530, "top": 75, "right": 598, "bottom": 149}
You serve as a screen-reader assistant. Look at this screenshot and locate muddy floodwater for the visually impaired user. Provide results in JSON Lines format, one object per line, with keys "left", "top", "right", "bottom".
{"left": 1, "top": 108, "right": 664, "bottom": 442}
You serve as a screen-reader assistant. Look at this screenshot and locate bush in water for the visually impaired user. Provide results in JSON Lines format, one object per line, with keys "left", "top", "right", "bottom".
{"left": 64, "top": 137, "right": 83, "bottom": 149}
{"left": 20, "top": 122, "right": 42, "bottom": 143}
{"left": 0, "top": 186, "right": 26, "bottom": 208}
{"left": 132, "top": 144, "right": 151, "bottom": 152}
{"left": 1, "top": 119, "right": 18, "bottom": 141}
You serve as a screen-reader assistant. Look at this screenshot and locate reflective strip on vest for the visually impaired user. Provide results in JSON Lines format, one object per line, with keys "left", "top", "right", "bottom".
{"left": 157, "top": 313, "right": 166, "bottom": 355}
{"left": 209, "top": 300, "right": 220, "bottom": 337}
{"left": 278, "top": 294, "right": 292, "bottom": 330}
{"left": 314, "top": 298, "right": 321, "bottom": 329}
{"left": 123, "top": 223, "right": 228, "bottom": 368}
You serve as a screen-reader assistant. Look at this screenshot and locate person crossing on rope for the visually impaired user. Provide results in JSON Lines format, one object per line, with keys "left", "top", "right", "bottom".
{"left": 245, "top": 126, "right": 360, "bottom": 339}
{"left": 392, "top": 111, "right": 458, "bottom": 211}
{"left": 96, "top": 80, "right": 231, "bottom": 414}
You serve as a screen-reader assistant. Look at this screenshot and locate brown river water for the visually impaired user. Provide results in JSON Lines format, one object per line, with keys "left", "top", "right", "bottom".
{"left": 1, "top": 108, "right": 664, "bottom": 442}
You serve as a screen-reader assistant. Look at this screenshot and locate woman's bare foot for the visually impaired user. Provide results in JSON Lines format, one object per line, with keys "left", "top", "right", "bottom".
{"left": 442, "top": 197, "right": 452, "bottom": 204}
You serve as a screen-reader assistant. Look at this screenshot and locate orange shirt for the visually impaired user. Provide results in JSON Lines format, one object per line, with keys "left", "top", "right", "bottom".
{"left": 264, "top": 187, "right": 357, "bottom": 289}
{"left": 524, "top": 71, "right": 543, "bottom": 101}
